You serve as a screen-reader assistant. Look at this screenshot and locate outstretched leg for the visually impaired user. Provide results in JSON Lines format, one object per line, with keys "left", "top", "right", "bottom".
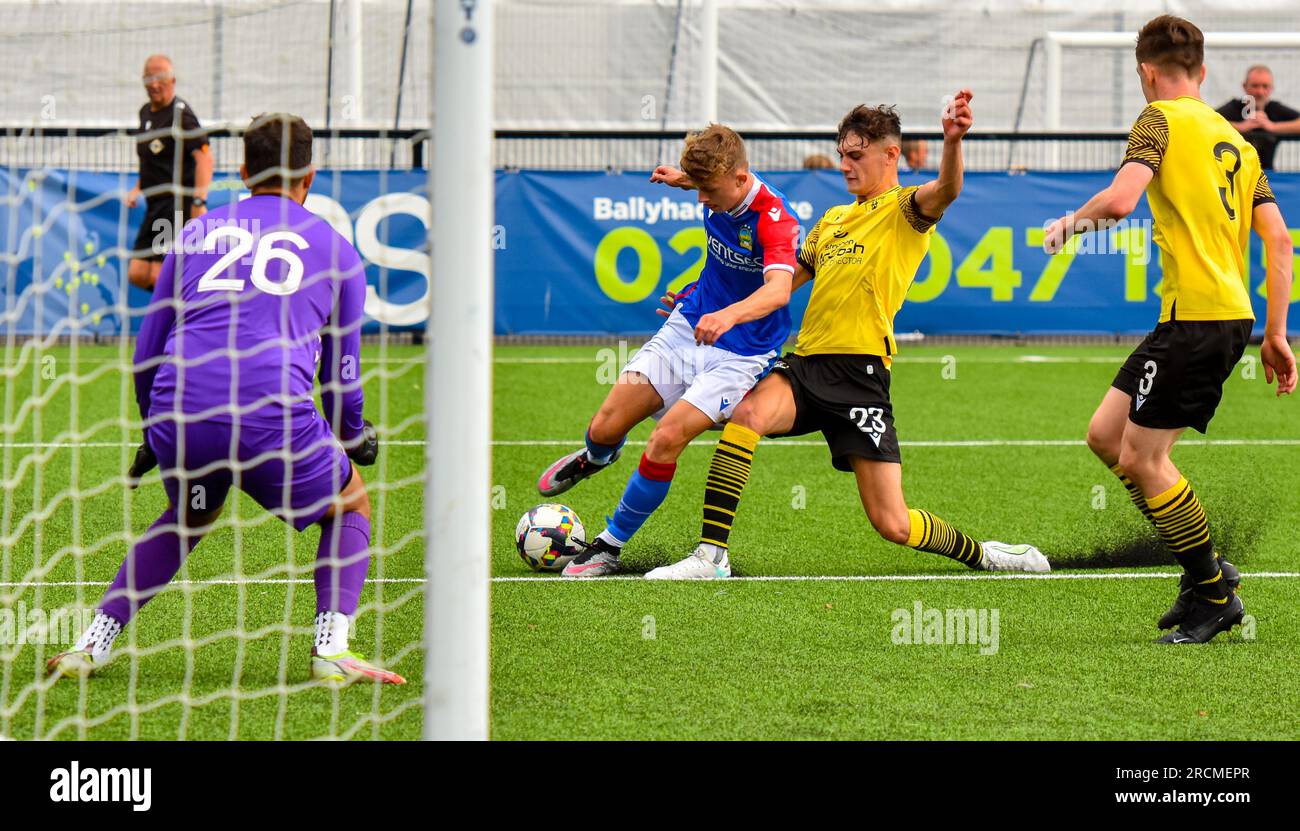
{"left": 49, "top": 502, "right": 223, "bottom": 679}
{"left": 850, "top": 456, "right": 1049, "bottom": 573}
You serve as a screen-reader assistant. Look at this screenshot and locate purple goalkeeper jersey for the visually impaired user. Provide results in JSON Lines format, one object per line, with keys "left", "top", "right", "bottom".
{"left": 134, "top": 194, "right": 367, "bottom": 440}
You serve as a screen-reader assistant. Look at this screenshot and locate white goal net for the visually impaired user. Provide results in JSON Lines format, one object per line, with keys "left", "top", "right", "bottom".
{"left": 1, "top": 3, "right": 434, "bottom": 741}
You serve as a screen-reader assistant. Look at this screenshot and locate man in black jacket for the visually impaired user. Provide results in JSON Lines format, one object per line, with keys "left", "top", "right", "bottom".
{"left": 1216, "top": 64, "right": 1300, "bottom": 170}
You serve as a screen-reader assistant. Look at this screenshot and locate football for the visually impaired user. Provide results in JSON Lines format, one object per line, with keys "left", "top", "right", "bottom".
{"left": 514, "top": 503, "right": 586, "bottom": 572}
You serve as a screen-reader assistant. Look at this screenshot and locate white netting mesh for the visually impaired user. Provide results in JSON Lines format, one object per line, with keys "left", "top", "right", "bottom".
{"left": 1, "top": 110, "right": 425, "bottom": 739}
{"left": 493, "top": 0, "right": 1300, "bottom": 133}
{"left": 2, "top": 0, "right": 1298, "bottom": 134}
{"left": 0, "top": 0, "right": 432, "bottom": 129}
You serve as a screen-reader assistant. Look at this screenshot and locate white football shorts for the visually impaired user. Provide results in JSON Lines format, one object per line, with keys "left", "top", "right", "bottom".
{"left": 621, "top": 308, "right": 777, "bottom": 423}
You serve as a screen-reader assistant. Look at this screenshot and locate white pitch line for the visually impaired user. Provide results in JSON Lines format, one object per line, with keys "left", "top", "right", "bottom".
{"left": 491, "top": 355, "right": 1168, "bottom": 365}
{"left": 4, "top": 440, "right": 433, "bottom": 449}
{"left": 0, "top": 577, "right": 426, "bottom": 587}
{"left": 11, "top": 355, "right": 1215, "bottom": 367}
{"left": 8, "top": 438, "right": 1300, "bottom": 450}
{"left": 491, "top": 571, "right": 1300, "bottom": 583}
{"left": 489, "top": 439, "right": 1300, "bottom": 448}
{"left": 6, "top": 572, "right": 1300, "bottom": 588}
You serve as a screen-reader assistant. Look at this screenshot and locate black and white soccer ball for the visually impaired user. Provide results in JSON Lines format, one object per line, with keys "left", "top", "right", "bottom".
{"left": 514, "top": 503, "right": 587, "bottom": 572}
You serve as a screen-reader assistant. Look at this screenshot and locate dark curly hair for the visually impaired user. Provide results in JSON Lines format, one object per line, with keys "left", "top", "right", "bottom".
{"left": 836, "top": 104, "right": 902, "bottom": 150}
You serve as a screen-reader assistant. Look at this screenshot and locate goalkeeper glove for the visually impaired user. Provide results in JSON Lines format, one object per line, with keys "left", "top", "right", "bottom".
{"left": 347, "top": 419, "right": 379, "bottom": 466}
{"left": 127, "top": 440, "right": 158, "bottom": 489}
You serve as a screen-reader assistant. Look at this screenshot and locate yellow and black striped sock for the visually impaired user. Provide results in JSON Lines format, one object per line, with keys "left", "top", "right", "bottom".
{"left": 906, "top": 508, "right": 984, "bottom": 569}
{"left": 1109, "top": 463, "right": 1155, "bottom": 525}
{"left": 700, "top": 423, "right": 760, "bottom": 550}
{"left": 1147, "top": 477, "right": 1227, "bottom": 602}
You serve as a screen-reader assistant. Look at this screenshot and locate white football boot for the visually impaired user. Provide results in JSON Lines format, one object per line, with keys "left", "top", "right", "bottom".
{"left": 47, "top": 612, "right": 122, "bottom": 680}
{"left": 645, "top": 544, "right": 731, "bottom": 580}
{"left": 979, "top": 541, "right": 1051, "bottom": 573}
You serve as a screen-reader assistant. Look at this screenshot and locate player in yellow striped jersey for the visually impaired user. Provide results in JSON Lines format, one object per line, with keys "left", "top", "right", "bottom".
{"left": 1044, "top": 15, "right": 1296, "bottom": 643}
{"left": 646, "top": 92, "right": 1051, "bottom": 580}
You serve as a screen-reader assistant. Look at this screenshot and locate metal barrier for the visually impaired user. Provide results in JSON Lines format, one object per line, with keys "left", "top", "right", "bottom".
{"left": 495, "top": 130, "right": 1300, "bottom": 172}
{"left": 0, "top": 127, "right": 429, "bottom": 172}
{"left": 494, "top": 130, "right": 1133, "bottom": 172}
{"left": 3, "top": 127, "right": 1295, "bottom": 172}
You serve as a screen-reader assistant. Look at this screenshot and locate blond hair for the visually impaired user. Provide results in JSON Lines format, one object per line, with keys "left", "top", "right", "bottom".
{"left": 680, "top": 124, "right": 747, "bottom": 184}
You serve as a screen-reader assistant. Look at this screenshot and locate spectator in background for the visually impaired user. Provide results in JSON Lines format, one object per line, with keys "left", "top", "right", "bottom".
{"left": 126, "top": 54, "right": 212, "bottom": 290}
{"left": 899, "top": 138, "right": 928, "bottom": 172}
{"left": 1217, "top": 65, "right": 1300, "bottom": 170}
{"left": 802, "top": 152, "right": 836, "bottom": 169}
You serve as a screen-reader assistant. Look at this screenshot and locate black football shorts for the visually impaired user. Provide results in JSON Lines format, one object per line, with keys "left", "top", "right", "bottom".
{"left": 769, "top": 352, "right": 902, "bottom": 470}
{"left": 1112, "top": 319, "right": 1252, "bottom": 433}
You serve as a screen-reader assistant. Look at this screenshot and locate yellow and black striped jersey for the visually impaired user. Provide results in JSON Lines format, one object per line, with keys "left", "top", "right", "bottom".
{"left": 1123, "top": 96, "right": 1274, "bottom": 323}
{"left": 794, "top": 185, "right": 939, "bottom": 364}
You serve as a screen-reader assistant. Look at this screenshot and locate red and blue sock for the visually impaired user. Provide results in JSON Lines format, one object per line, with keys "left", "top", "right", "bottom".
{"left": 602, "top": 454, "right": 676, "bottom": 546}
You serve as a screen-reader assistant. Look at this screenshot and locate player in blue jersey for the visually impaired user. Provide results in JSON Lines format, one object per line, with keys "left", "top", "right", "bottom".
{"left": 49, "top": 114, "right": 404, "bottom": 685}
{"left": 535, "top": 124, "right": 801, "bottom": 577}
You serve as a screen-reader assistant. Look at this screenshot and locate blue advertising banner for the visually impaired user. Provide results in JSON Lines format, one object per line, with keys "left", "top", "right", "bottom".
{"left": 495, "top": 169, "right": 1300, "bottom": 337}
{"left": 0, "top": 168, "right": 431, "bottom": 335}
{"left": 4, "top": 167, "right": 1295, "bottom": 337}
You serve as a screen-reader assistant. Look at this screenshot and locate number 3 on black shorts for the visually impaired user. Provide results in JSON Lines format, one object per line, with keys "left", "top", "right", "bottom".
{"left": 1135, "top": 359, "right": 1157, "bottom": 410}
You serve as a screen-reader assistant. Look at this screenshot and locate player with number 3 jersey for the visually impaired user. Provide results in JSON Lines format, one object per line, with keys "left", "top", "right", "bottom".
{"left": 1044, "top": 15, "right": 1295, "bottom": 644}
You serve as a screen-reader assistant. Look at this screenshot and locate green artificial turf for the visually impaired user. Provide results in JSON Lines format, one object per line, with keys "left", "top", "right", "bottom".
{"left": 3, "top": 342, "right": 1297, "bottom": 739}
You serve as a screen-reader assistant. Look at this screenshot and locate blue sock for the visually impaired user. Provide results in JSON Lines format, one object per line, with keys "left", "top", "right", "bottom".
{"left": 602, "top": 454, "right": 676, "bottom": 546}
{"left": 585, "top": 428, "right": 625, "bottom": 464}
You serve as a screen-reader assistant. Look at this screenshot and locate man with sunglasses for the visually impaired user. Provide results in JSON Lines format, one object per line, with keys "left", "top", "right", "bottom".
{"left": 126, "top": 54, "right": 213, "bottom": 291}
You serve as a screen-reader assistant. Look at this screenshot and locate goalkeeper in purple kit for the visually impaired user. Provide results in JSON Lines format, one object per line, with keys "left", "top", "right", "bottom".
{"left": 50, "top": 113, "right": 403, "bottom": 685}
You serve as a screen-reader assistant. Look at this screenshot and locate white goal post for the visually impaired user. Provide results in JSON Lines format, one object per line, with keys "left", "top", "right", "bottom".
{"left": 426, "top": 0, "right": 493, "bottom": 741}
{"left": 1044, "top": 30, "right": 1300, "bottom": 130}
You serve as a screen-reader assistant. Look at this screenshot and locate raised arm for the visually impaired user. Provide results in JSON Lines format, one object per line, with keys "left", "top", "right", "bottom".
{"left": 1252, "top": 194, "right": 1297, "bottom": 394}
{"left": 650, "top": 165, "right": 696, "bottom": 191}
{"left": 914, "top": 88, "right": 973, "bottom": 219}
{"left": 1043, "top": 163, "right": 1153, "bottom": 253}
{"left": 318, "top": 246, "right": 367, "bottom": 440}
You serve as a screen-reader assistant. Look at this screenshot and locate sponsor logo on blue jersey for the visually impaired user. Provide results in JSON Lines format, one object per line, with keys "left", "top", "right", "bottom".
{"left": 674, "top": 175, "right": 797, "bottom": 356}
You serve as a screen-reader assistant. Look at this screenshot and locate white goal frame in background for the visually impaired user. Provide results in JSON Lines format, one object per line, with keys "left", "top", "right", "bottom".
{"left": 1044, "top": 31, "right": 1300, "bottom": 130}
{"left": 425, "top": 0, "right": 492, "bottom": 740}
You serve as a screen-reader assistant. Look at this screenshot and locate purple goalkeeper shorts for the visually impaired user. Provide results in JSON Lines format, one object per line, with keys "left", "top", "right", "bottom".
{"left": 146, "top": 413, "right": 353, "bottom": 532}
